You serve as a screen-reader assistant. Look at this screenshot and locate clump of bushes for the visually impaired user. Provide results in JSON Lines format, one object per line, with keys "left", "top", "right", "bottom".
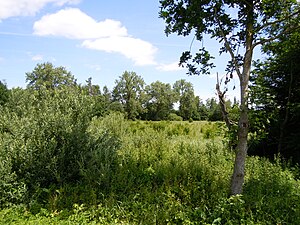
{"left": 0, "top": 88, "right": 300, "bottom": 224}
{"left": 0, "top": 87, "right": 121, "bottom": 209}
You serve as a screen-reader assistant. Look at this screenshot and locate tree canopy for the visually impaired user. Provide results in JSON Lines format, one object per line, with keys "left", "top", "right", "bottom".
{"left": 250, "top": 29, "right": 300, "bottom": 163}
{"left": 0, "top": 81, "right": 9, "bottom": 106}
{"left": 145, "top": 81, "right": 177, "bottom": 121}
{"left": 26, "top": 62, "right": 76, "bottom": 90}
{"left": 173, "top": 79, "right": 198, "bottom": 120}
{"left": 112, "top": 71, "right": 146, "bottom": 120}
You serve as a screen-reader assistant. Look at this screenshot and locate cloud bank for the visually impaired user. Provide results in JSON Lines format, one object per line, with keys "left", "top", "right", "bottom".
{"left": 33, "top": 8, "right": 158, "bottom": 66}
{"left": 156, "top": 62, "right": 184, "bottom": 72}
{"left": 0, "top": 0, "right": 80, "bottom": 21}
{"left": 33, "top": 8, "right": 127, "bottom": 39}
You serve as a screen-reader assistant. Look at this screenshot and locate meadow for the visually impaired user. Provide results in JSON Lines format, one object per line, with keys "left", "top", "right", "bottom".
{"left": 1, "top": 113, "right": 299, "bottom": 224}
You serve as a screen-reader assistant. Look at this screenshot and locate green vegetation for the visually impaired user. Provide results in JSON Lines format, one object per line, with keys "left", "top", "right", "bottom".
{"left": 1, "top": 16, "right": 300, "bottom": 221}
{"left": 159, "top": 0, "right": 300, "bottom": 195}
{"left": 0, "top": 87, "right": 299, "bottom": 224}
{"left": 249, "top": 29, "right": 300, "bottom": 164}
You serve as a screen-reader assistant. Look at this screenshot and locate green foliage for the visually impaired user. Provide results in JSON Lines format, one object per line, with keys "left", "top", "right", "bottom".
{"left": 144, "top": 81, "right": 177, "bottom": 121}
{"left": 78, "top": 114, "right": 124, "bottom": 189}
{"left": 0, "top": 149, "right": 27, "bottom": 207}
{"left": 0, "top": 81, "right": 9, "bottom": 106}
{"left": 206, "top": 98, "right": 223, "bottom": 121}
{"left": 167, "top": 113, "right": 183, "bottom": 121}
{"left": 0, "top": 87, "right": 124, "bottom": 209}
{"left": 159, "top": 0, "right": 300, "bottom": 77}
{"left": 249, "top": 30, "right": 300, "bottom": 163}
{"left": 26, "top": 62, "right": 76, "bottom": 90}
{"left": 1, "top": 87, "right": 93, "bottom": 186}
{"left": 2, "top": 121, "right": 299, "bottom": 224}
{"left": 112, "top": 71, "right": 146, "bottom": 120}
{"left": 173, "top": 79, "right": 198, "bottom": 120}
{"left": 1, "top": 76, "right": 300, "bottom": 223}
{"left": 159, "top": 0, "right": 300, "bottom": 195}
{"left": 244, "top": 157, "right": 300, "bottom": 224}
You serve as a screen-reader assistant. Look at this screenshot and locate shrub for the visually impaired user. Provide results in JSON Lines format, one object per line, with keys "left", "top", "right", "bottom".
{"left": 168, "top": 113, "right": 183, "bottom": 121}
{"left": 0, "top": 87, "right": 110, "bottom": 206}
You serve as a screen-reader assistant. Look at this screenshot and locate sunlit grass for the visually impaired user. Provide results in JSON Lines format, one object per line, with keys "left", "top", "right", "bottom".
{"left": 1, "top": 115, "right": 299, "bottom": 224}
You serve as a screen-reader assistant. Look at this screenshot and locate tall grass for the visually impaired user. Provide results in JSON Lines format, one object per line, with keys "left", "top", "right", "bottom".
{"left": 0, "top": 115, "right": 299, "bottom": 224}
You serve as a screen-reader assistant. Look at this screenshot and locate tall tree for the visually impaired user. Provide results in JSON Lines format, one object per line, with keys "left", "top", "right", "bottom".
{"left": 195, "top": 96, "right": 209, "bottom": 120}
{"left": 26, "top": 62, "right": 76, "bottom": 90}
{"left": 206, "top": 98, "right": 223, "bottom": 121}
{"left": 145, "top": 81, "right": 177, "bottom": 121}
{"left": 160, "top": 0, "right": 300, "bottom": 195}
{"left": 173, "top": 79, "right": 198, "bottom": 120}
{"left": 84, "top": 77, "right": 101, "bottom": 96}
{"left": 0, "top": 81, "right": 9, "bottom": 106}
{"left": 112, "top": 71, "right": 145, "bottom": 120}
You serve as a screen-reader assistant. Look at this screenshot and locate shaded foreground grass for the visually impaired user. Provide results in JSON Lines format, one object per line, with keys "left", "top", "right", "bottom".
{"left": 1, "top": 117, "right": 300, "bottom": 224}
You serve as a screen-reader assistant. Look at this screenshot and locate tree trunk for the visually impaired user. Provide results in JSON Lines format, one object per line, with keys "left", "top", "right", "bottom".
{"left": 278, "top": 64, "right": 293, "bottom": 153}
{"left": 230, "top": 1, "right": 254, "bottom": 195}
{"left": 230, "top": 86, "right": 249, "bottom": 195}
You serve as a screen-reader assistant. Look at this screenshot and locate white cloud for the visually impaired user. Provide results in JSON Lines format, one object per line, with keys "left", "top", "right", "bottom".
{"left": 0, "top": 0, "right": 80, "bottom": 21}
{"left": 82, "top": 37, "right": 157, "bottom": 66}
{"left": 156, "top": 61, "right": 184, "bottom": 72}
{"left": 31, "top": 54, "right": 43, "bottom": 61}
{"left": 87, "top": 64, "right": 101, "bottom": 71}
{"left": 33, "top": 8, "right": 127, "bottom": 39}
{"left": 33, "top": 8, "right": 158, "bottom": 66}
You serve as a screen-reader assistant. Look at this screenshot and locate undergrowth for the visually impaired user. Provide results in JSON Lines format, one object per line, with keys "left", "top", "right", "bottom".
{"left": 0, "top": 113, "right": 299, "bottom": 224}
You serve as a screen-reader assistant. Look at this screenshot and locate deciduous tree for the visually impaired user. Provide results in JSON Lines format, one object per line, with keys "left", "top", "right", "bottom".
{"left": 0, "top": 81, "right": 9, "bottom": 106}
{"left": 173, "top": 79, "right": 198, "bottom": 120}
{"left": 145, "top": 81, "right": 177, "bottom": 121}
{"left": 250, "top": 29, "right": 300, "bottom": 163}
{"left": 26, "top": 62, "right": 76, "bottom": 90}
{"left": 112, "top": 71, "right": 145, "bottom": 120}
{"left": 160, "top": 0, "right": 300, "bottom": 195}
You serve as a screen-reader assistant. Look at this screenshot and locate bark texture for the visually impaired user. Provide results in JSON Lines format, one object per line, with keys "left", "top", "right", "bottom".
{"left": 230, "top": 0, "right": 254, "bottom": 195}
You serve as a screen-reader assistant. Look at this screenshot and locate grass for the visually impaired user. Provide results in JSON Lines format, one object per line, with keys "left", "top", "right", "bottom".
{"left": 1, "top": 117, "right": 300, "bottom": 224}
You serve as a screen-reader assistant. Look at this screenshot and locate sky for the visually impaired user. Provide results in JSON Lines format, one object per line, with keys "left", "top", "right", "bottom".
{"left": 0, "top": 0, "right": 240, "bottom": 101}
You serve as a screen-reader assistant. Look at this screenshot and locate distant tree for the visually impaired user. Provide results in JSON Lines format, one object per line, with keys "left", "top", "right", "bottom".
{"left": 195, "top": 96, "right": 209, "bottom": 120}
{"left": 145, "top": 81, "right": 177, "bottom": 121}
{"left": 173, "top": 79, "right": 198, "bottom": 120}
{"left": 206, "top": 98, "right": 223, "bottom": 121}
{"left": 112, "top": 71, "right": 145, "bottom": 120}
{"left": 26, "top": 62, "right": 76, "bottom": 90}
{"left": 0, "top": 81, "right": 9, "bottom": 106}
{"left": 101, "top": 85, "right": 113, "bottom": 112}
{"left": 160, "top": 0, "right": 300, "bottom": 195}
{"left": 84, "top": 77, "right": 101, "bottom": 96}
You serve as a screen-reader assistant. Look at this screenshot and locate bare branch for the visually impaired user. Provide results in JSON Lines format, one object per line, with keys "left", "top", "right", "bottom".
{"left": 216, "top": 72, "right": 233, "bottom": 130}
{"left": 214, "top": 9, "right": 243, "bottom": 80}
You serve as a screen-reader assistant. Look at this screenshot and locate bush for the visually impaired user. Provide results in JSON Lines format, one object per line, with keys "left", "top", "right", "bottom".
{"left": 0, "top": 88, "right": 122, "bottom": 207}
{"left": 167, "top": 113, "right": 183, "bottom": 121}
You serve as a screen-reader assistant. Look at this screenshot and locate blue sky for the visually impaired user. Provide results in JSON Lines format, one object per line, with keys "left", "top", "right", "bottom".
{"left": 0, "top": 0, "right": 239, "bottom": 100}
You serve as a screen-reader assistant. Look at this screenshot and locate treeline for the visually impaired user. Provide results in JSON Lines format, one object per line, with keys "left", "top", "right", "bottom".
{"left": 0, "top": 63, "right": 239, "bottom": 122}
{"left": 1, "top": 27, "right": 300, "bottom": 166}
